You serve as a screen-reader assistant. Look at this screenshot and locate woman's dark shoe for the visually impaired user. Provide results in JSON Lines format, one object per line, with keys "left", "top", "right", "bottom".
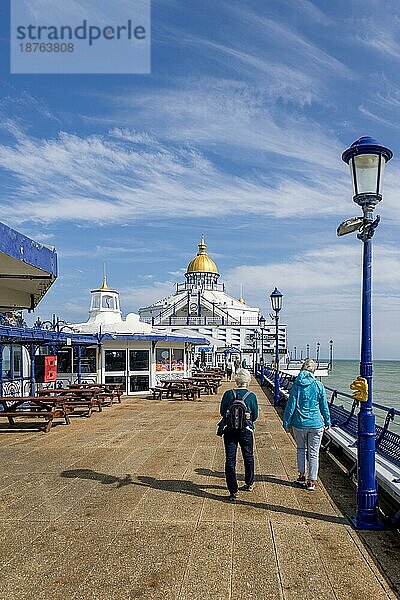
{"left": 229, "top": 493, "right": 237, "bottom": 502}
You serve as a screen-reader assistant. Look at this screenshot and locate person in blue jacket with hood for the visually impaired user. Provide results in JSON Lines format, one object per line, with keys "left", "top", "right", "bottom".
{"left": 283, "top": 358, "right": 331, "bottom": 491}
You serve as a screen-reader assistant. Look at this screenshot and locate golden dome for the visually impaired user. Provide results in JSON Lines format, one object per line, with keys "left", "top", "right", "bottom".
{"left": 186, "top": 234, "right": 218, "bottom": 274}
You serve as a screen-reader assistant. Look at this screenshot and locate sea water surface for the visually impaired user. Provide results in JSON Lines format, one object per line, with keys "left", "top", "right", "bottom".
{"left": 324, "top": 359, "right": 400, "bottom": 432}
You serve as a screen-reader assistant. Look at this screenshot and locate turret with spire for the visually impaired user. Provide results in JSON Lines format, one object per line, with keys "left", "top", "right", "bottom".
{"left": 87, "top": 265, "right": 122, "bottom": 324}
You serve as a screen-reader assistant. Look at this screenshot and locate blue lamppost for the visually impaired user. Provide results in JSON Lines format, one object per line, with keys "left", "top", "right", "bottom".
{"left": 316, "top": 342, "right": 320, "bottom": 366}
{"left": 329, "top": 340, "right": 334, "bottom": 371}
{"left": 294, "top": 346, "right": 297, "bottom": 360}
{"left": 340, "top": 136, "right": 393, "bottom": 529}
{"left": 270, "top": 288, "right": 283, "bottom": 406}
{"left": 306, "top": 343, "right": 310, "bottom": 358}
{"left": 259, "top": 315, "right": 266, "bottom": 385}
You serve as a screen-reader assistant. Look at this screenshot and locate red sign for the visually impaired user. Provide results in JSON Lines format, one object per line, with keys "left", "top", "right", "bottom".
{"left": 44, "top": 356, "right": 57, "bottom": 382}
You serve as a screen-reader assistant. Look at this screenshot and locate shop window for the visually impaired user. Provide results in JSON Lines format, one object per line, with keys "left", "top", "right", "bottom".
{"left": 129, "top": 350, "right": 149, "bottom": 371}
{"left": 130, "top": 375, "right": 149, "bottom": 392}
{"left": 171, "top": 349, "right": 184, "bottom": 371}
{"left": 156, "top": 348, "right": 170, "bottom": 372}
{"left": 2, "top": 346, "right": 10, "bottom": 378}
{"left": 57, "top": 348, "right": 72, "bottom": 373}
{"left": 105, "top": 350, "right": 126, "bottom": 372}
{"left": 105, "top": 375, "right": 126, "bottom": 393}
{"left": 13, "top": 346, "right": 22, "bottom": 377}
{"left": 74, "top": 347, "right": 97, "bottom": 373}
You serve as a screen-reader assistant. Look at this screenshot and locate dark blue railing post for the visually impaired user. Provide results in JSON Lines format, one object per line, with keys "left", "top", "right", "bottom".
{"left": 76, "top": 345, "right": 82, "bottom": 384}
{"left": 29, "top": 343, "right": 36, "bottom": 396}
{"left": 0, "top": 344, "right": 3, "bottom": 396}
{"left": 274, "top": 314, "right": 280, "bottom": 405}
{"left": 260, "top": 359, "right": 264, "bottom": 386}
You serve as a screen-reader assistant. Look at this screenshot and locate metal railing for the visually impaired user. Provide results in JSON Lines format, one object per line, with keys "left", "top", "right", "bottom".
{"left": 257, "top": 368, "right": 400, "bottom": 469}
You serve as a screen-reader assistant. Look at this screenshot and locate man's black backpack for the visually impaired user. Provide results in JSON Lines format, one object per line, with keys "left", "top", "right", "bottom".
{"left": 226, "top": 390, "right": 251, "bottom": 431}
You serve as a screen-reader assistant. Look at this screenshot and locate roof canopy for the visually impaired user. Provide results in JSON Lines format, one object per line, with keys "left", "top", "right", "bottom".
{"left": 0, "top": 222, "right": 57, "bottom": 310}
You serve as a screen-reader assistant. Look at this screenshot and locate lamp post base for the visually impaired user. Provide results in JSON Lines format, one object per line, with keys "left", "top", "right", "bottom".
{"left": 348, "top": 515, "right": 385, "bottom": 531}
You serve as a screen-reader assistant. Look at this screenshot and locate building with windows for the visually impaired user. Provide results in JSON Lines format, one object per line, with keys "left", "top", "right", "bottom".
{"left": 138, "top": 235, "right": 288, "bottom": 367}
{"left": 68, "top": 274, "right": 208, "bottom": 394}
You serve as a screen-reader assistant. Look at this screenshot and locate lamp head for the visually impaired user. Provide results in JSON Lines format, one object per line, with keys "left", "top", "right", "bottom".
{"left": 259, "top": 315, "right": 266, "bottom": 330}
{"left": 270, "top": 287, "right": 283, "bottom": 312}
{"left": 342, "top": 136, "right": 393, "bottom": 210}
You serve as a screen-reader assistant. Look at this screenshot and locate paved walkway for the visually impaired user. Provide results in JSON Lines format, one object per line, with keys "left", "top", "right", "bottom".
{"left": 0, "top": 378, "right": 399, "bottom": 599}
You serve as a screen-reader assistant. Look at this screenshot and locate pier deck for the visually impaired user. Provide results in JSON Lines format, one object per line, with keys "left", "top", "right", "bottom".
{"left": 0, "top": 378, "right": 399, "bottom": 599}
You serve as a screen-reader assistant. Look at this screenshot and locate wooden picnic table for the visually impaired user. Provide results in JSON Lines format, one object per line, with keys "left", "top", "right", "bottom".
{"left": 187, "top": 376, "right": 222, "bottom": 395}
{"left": 0, "top": 396, "right": 69, "bottom": 432}
{"left": 69, "top": 382, "right": 123, "bottom": 404}
{"left": 70, "top": 382, "right": 122, "bottom": 405}
{"left": 150, "top": 379, "right": 200, "bottom": 401}
{"left": 36, "top": 388, "right": 103, "bottom": 416}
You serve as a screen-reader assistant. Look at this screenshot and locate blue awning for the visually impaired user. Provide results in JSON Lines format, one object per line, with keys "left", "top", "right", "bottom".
{"left": 0, "top": 324, "right": 96, "bottom": 346}
{"left": 0, "top": 222, "right": 57, "bottom": 310}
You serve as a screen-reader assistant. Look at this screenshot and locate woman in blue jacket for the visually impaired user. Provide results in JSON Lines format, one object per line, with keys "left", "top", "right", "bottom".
{"left": 283, "top": 359, "right": 331, "bottom": 491}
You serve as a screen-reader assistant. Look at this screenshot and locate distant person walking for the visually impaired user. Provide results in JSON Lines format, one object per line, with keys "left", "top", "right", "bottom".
{"left": 283, "top": 359, "right": 331, "bottom": 491}
{"left": 218, "top": 369, "right": 258, "bottom": 501}
{"left": 234, "top": 357, "right": 240, "bottom": 373}
{"left": 225, "top": 359, "right": 234, "bottom": 381}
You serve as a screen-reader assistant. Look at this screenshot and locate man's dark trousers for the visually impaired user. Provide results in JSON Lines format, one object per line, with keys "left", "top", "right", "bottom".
{"left": 223, "top": 428, "right": 254, "bottom": 494}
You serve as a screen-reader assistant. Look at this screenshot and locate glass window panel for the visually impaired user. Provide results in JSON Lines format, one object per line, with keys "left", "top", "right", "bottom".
{"left": 156, "top": 348, "right": 170, "bottom": 372}
{"left": 13, "top": 346, "right": 22, "bottom": 377}
{"left": 3, "top": 346, "right": 10, "bottom": 378}
{"left": 91, "top": 294, "right": 100, "bottom": 309}
{"left": 105, "top": 375, "right": 126, "bottom": 393}
{"left": 354, "top": 153, "right": 379, "bottom": 195}
{"left": 57, "top": 348, "right": 72, "bottom": 373}
{"left": 171, "top": 349, "right": 184, "bottom": 371}
{"left": 130, "top": 375, "right": 149, "bottom": 392}
{"left": 75, "top": 347, "right": 97, "bottom": 373}
{"left": 105, "top": 350, "right": 126, "bottom": 372}
{"left": 129, "top": 350, "right": 149, "bottom": 371}
{"left": 102, "top": 295, "right": 115, "bottom": 309}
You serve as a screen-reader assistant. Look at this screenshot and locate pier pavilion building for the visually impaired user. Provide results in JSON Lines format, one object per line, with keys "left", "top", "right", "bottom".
{"left": 138, "top": 235, "right": 288, "bottom": 367}
{"left": 66, "top": 274, "right": 208, "bottom": 394}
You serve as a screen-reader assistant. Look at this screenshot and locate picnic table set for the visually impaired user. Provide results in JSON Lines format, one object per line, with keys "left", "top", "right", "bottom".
{"left": 150, "top": 370, "right": 224, "bottom": 401}
{"left": 0, "top": 382, "right": 123, "bottom": 433}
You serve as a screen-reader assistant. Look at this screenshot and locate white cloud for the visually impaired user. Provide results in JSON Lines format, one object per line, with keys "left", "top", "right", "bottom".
{"left": 0, "top": 124, "right": 353, "bottom": 225}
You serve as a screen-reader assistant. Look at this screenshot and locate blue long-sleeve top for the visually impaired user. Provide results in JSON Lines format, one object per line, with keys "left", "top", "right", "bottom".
{"left": 283, "top": 370, "right": 331, "bottom": 430}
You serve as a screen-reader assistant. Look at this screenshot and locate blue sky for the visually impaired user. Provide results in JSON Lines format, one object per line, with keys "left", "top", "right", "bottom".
{"left": 1, "top": 0, "right": 400, "bottom": 359}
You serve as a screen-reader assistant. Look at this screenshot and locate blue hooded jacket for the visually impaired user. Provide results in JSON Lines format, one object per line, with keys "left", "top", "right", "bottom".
{"left": 283, "top": 370, "right": 331, "bottom": 430}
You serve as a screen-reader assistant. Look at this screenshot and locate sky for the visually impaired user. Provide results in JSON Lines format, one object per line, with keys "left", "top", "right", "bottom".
{"left": 0, "top": 0, "right": 400, "bottom": 359}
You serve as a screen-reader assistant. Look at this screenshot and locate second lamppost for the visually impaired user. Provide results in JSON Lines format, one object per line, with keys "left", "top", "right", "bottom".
{"left": 270, "top": 288, "right": 283, "bottom": 406}
{"left": 259, "top": 315, "right": 266, "bottom": 385}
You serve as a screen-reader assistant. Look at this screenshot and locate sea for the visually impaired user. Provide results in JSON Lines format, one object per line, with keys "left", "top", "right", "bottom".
{"left": 323, "top": 359, "right": 400, "bottom": 433}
